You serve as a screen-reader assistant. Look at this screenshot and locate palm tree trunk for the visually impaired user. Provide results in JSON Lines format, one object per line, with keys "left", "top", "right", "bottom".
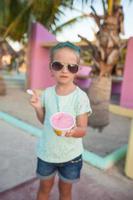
{"left": 87, "top": 76, "right": 112, "bottom": 130}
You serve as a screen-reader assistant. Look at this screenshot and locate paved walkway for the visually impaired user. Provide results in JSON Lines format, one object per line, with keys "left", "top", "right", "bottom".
{"left": 0, "top": 87, "right": 133, "bottom": 200}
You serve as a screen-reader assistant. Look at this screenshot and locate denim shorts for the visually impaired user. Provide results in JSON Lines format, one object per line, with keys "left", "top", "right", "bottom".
{"left": 36, "top": 155, "right": 83, "bottom": 183}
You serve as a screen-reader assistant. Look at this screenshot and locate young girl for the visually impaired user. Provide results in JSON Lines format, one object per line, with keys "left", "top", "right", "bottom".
{"left": 30, "top": 42, "right": 92, "bottom": 200}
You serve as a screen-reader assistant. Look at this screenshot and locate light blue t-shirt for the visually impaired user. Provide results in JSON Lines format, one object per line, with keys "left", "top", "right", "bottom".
{"left": 37, "top": 85, "right": 92, "bottom": 163}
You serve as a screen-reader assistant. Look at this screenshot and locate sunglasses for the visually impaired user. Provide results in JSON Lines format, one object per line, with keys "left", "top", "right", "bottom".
{"left": 51, "top": 61, "right": 79, "bottom": 74}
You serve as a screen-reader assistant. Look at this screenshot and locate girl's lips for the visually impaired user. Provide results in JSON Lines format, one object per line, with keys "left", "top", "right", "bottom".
{"left": 60, "top": 75, "right": 68, "bottom": 78}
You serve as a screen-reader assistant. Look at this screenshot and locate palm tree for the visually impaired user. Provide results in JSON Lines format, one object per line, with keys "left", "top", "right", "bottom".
{"left": 77, "top": 0, "right": 126, "bottom": 129}
{"left": 80, "top": 0, "right": 130, "bottom": 130}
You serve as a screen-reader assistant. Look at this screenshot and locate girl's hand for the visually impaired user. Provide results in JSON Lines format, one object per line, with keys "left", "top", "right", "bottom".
{"left": 65, "top": 113, "right": 88, "bottom": 138}
{"left": 65, "top": 127, "right": 76, "bottom": 137}
{"left": 30, "top": 90, "right": 42, "bottom": 109}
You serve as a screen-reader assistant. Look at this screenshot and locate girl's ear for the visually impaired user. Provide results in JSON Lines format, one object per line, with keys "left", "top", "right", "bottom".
{"left": 49, "top": 63, "right": 53, "bottom": 76}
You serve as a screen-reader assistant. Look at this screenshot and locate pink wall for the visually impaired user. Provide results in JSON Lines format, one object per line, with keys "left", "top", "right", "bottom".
{"left": 75, "top": 66, "right": 92, "bottom": 90}
{"left": 120, "top": 37, "right": 133, "bottom": 108}
{"left": 27, "top": 22, "right": 56, "bottom": 89}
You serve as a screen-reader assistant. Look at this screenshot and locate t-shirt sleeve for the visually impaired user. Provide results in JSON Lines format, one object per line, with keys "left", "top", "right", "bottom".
{"left": 76, "top": 92, "right": 92, "bottom": 116}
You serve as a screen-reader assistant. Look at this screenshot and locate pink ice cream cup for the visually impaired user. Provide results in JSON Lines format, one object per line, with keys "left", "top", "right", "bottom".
{"left": 50, "top": 112, "right": 75, "bottom": 136}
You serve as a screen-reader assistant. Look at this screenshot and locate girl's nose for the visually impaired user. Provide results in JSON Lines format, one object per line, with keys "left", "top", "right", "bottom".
{"left": 62, "top": 65, "right": 68, "bottom": 72}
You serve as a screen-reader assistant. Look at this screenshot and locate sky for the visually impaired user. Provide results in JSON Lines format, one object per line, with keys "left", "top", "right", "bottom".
{"left": 56, "top": 0, "right": 133, "bottom": 42}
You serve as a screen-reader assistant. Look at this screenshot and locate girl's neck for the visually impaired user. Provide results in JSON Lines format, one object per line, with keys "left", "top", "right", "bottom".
{"left": 55, "top": 83, "right": 76, "bottom": 96}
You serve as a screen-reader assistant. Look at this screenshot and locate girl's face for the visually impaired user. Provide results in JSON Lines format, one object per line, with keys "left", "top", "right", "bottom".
{"left": 50, "top": 48, "right": 79, "bottom": 85}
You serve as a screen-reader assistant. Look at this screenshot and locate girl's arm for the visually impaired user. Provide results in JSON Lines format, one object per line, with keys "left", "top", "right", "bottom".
{"left": 30, "top": 90, "right": 45, "bottom": 124}
{"left": 65, "top": 113, "right": 88, "bottom": 138}
{"left": 35, "top": 107, "right": 45, "bottom": 124}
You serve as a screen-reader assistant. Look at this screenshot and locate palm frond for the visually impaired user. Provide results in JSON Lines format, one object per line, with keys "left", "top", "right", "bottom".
{"left": 3, "top": 1, "right": 32, "bottom": 39}
{"left": 101, "top": 0, "right": 107, "bottom": 15}
{"left": 53, "top": 14, "right": 89, "bottom": 33}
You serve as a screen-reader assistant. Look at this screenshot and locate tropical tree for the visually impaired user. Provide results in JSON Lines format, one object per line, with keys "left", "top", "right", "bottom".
{"left": 77, "top": 0, "right": 127, "bottom": 129}
{"left": 79, "top": 0, "right": 130, "bottom": 130}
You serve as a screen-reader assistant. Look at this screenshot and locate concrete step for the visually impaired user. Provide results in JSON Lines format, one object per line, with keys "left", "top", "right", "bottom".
{"left": 2, "top": 73, "right": 25, "bottom": 89}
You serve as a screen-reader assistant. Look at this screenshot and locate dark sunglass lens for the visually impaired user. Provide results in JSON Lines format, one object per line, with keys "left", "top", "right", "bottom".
{"left": 68, "top": 64, "right": 79, "bottom": 73}
{"left": 52, "top": 61, "right": 63, "bottom": 71}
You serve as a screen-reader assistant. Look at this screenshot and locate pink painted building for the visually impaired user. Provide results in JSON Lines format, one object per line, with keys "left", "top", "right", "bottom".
{"left": 120, "top": 37, "right": 133, "bottom": 108}
{"left": 27, "top": 22, "right": 56, "bottom": 89}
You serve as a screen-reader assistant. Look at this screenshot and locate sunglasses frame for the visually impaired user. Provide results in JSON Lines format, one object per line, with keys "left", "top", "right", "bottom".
{"left": 51, "top": 61, "right": 79, "bottom": 74}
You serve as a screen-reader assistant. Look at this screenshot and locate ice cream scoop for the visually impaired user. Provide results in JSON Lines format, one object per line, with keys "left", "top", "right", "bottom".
{"left": 50, "top": 112, "right": 75, "bottom": 136}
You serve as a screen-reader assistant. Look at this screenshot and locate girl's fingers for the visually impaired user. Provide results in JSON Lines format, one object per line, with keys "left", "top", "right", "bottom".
{"left": 30, "top": 92, "right": 40, "bottom": 105}
{"left": 31, "top": 90, "right": 40, "bottom": 100}
{"left": 28, "top": 89, "right": 42, "bottom": 109}
{"left": 65, "top": 128, "right": 75, "bottom": 137}
{"left": 30, "top": 97, "right": 37, "bottom": 103}
{"left": 27, "top": 89, "right": 38, "bottom": 98}
{"left": 65, "top": 131, "right": 69, "bottom": 137}
{"left": 32, "top": 90, "right": 39, "bottom": 99}
{"left": 65, "top": 130, "right": 72, "bottom": 137}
